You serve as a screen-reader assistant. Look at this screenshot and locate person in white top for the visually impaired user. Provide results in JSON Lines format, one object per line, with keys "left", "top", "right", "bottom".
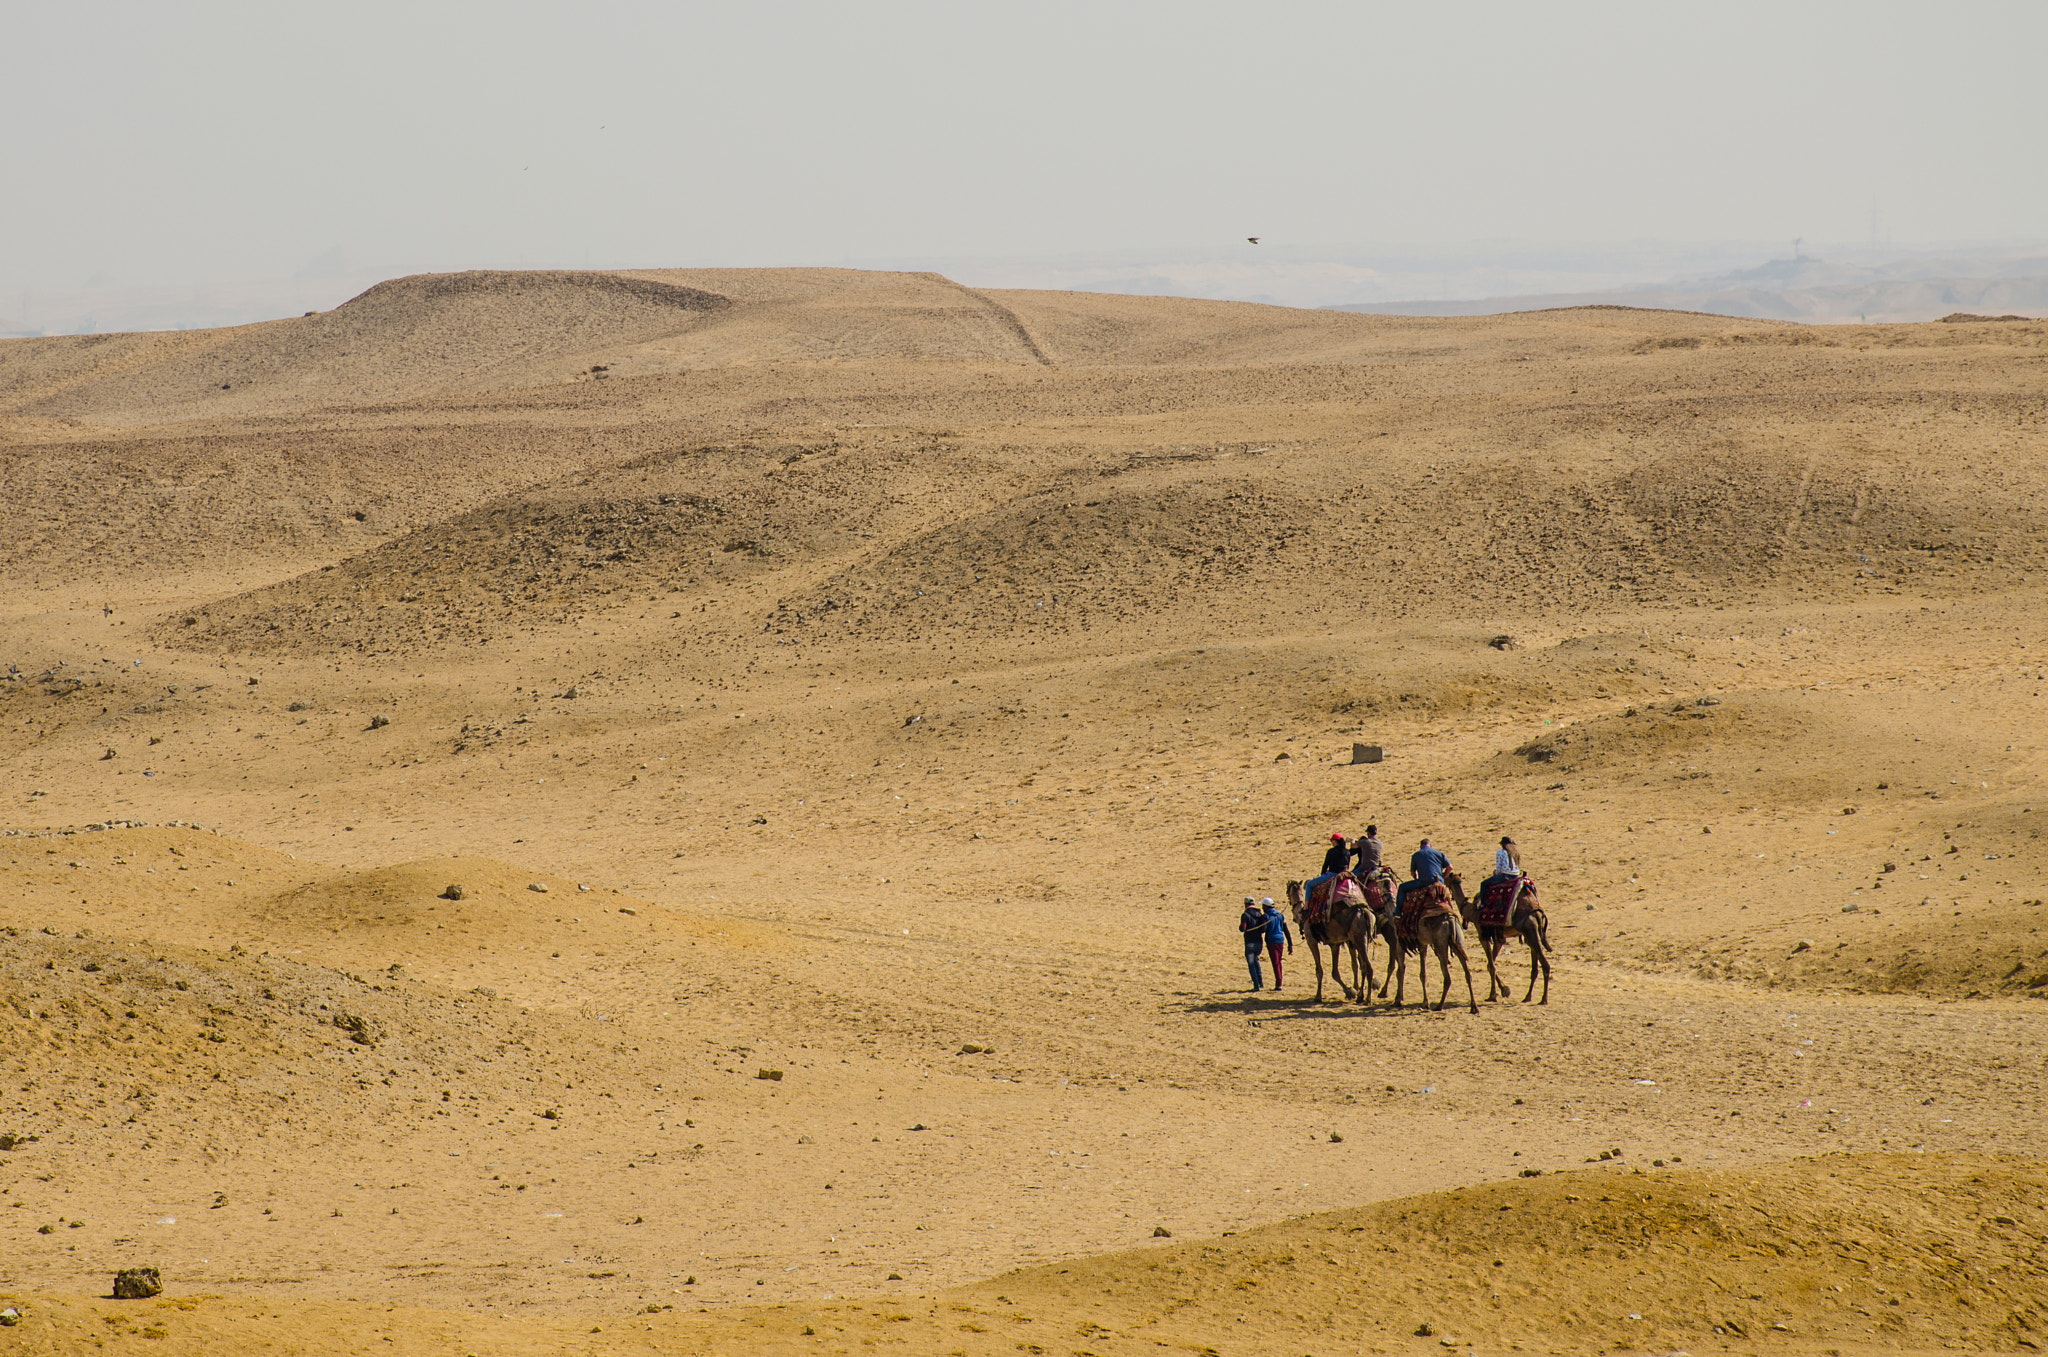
{"left": 1494, "top": 836, "right": 1521, "bottom": 878}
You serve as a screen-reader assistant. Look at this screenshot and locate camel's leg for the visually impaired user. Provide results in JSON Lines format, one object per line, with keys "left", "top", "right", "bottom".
{"left": 1327, "top": 941, "right": 1353, "bottom": 1002}
{"left": 1352, "top": 941, "right": 1373, "bottom": 1004}
{"left": 1452, "top": 933, "right": 1479, "bottom": 1014}
{"left": 1390, "top": 940, "right": 1406, "bottom": 1007}
{"left": 1525, "top": 924, "right": 1551, "bottom": 1004}
{"left": 1377, "top": 930, "right": 1396, "bottom": 998}
{"left": 1431, "top": 937, "right": 1450, "bottom": 1012}
{"left": 1482, "top": 935, "right": 1507, "bottom": 1003}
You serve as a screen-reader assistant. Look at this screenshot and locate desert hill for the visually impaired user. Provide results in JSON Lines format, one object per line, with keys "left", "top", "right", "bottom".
{"left": 4, "top": 268, "right": 2047, "bottom": 1354}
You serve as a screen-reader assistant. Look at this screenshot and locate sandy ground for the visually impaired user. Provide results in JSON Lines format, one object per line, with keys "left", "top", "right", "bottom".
{"left": 1, "top": 270, "right": 2044, "bottom": 1354}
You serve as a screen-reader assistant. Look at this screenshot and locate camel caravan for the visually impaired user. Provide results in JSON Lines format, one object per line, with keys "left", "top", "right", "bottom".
{"left": 1283, "top": 827, "right": 1552, "bottom": 1012}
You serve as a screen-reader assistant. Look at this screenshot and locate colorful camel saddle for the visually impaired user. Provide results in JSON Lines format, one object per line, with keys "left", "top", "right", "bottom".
{"left": 1359, "top": 867, "right": 1397, "bottom": 912}
{"left": 1394, "top": 880, "right": 1453, "bottom": 944}
{"left": 1304, "top": 872, "right": 1366, "bottom": 925}
{"left": 1478, "top": 875, "right": 1539, "bottom": 929}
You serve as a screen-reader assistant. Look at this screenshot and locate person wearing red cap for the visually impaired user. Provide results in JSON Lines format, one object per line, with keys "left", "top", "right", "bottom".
{"left": 1319, "top": 832, "right": 1351, "bottom": 878}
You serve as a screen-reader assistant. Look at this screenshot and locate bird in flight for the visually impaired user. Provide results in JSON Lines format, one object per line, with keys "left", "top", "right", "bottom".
{"left": 1247, "top": 237, "right": 1260, "bottom": 244}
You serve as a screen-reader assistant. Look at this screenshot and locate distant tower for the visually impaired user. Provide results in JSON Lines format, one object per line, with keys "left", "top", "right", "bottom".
{"left": 1793, "top": 237, "right": 1804, "bottom": 260}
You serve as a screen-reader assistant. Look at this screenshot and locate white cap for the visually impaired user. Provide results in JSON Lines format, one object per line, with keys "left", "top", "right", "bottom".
{"left": 1260, "top": 897, "right": 1275, "bottom": 906}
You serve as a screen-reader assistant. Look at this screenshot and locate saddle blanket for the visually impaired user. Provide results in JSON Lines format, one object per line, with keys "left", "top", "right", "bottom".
{"left": 1360, "top": 868, "right": 1396, "bottom": 911}
{"left": 1394, "top": 880, "right": 1452, "bottom": 944}
{"left": 1304, "top": 873, "right": 1365, "bottom": 926}
{"left": 1479, "top": 875, "right": 1538, "bottom": 928}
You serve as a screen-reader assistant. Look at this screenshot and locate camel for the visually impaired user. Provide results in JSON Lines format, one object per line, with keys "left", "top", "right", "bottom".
{"left": 1386, "top": 873, "right": 1479, "bottom": 1013}
{"left": 1285, "top": 877, "right": 1377, "bottom": 1003}
{"left": 1449, "top": 872, "right": 1553, "bottom": 1004}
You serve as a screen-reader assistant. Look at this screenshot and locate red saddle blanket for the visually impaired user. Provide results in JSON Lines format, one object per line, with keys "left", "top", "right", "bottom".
{"left": 1394, "top": 881, "right": 1452, "bottom": 944}
{"left": 1306, "top": 874, "right": 1365, "bottom": 924}
{"left": 1479, "top": 876, "right": 1536, "bottom": 928}
{"left": 1360, "top": 869, "right": 1396, "bottom": 911}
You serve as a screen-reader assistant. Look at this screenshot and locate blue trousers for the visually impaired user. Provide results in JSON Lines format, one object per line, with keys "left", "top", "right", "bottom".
{"left": 1245, "top": 942, "right": 1264, "bottom": 989}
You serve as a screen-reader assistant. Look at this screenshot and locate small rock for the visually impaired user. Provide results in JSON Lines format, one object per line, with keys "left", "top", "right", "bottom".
{"left": 886, "top": 1272, "right": 903, "bottom": 1281}
{"left": 1791, "top": 940, "right": 1811, "bottom": 954}
{"left": 528, "top": 882, "right": 549, "bottom": 893}
{"left": 0, "top": 1305, "right": 20, "bottom": 1326}
{"left": 111, "top": 1267, "right": 162, "bottom": 1300}
{"left": 1488, "top": 635, "right": 1522, "bottom": 650}
{"left": 617, "top": 906, "right": 636, "bottom": 915}
{"left": 1350, "top": 743, "right": 1384, "bottom": 765}
{"left": 1414, "top": 1321, "right": 1434, "bottom": 1337}
{"left": 441, "top": 884, "right": 464, "bottom": 901}
{"left": 1842, "top": 902, "right": 1860, "bottom": 913}
{"left": 367, "top": 714, "right": 390, "bottom": 730}
{"left": 331, "top": 1013, "right": 381, "bottom": 1047}
{"left": 1328, "top": 1131, "right": 1343, "bottom": 1143}
{"left": 756, "top": 1069, "right": 783, "bottom": 1081}
{"left": 908, "top": 1123, "right": 928, "bottom": 1131}
{"left": 958, "top": 1043, "right": 986, "bottom": 1055}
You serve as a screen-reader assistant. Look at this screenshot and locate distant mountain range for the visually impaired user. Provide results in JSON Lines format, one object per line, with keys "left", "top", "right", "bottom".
{"left": 1327, "top": 253, "right": 2048, "bottom": 323}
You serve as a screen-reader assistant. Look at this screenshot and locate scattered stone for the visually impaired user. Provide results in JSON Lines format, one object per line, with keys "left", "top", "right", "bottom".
{"left": 756, "top": 1069, "right": 783, "bottom": 1081}
{"left": 0, "top": 1132, "right": 37, "bottom": 1152}
{"left": 1273, "top": 751, "right": 1290, "bottom": 761}
{"left": 1488, "top": 635, "right": 1523, "bottom": 650}
{"left": 1328, "top": 1131, "right": 1343, "bottom": 1143}
{"left": 441, "top": 884, "right": 464, "bottom": 901}
{"left": 1842, "top": 902, "right": 1860, "bottom": 913}
{"left": 1519, "top": 1168, "right": 1543, "bottom": 1177}
{"left": 0, "top": 1305, "right": 20, "bottom": 1326}
{"left": 1351, "top": 743, "right": 1383, "bottom": 765}
{"left": 111, "top": 1268, "right": 162, "bottom": 1300}
{"left": 331, "top": 1013, "right": 381, "bottom": 1047}
{"left": 367, "top": 714, "right": 390, "bottom": 730}
{"left": 1414, "top": 1321, "right": 1434, "bottom": 1336}
{"left": 1152, "top": 1225, "right": 1172, "bottom": 1237}
{"left": 908, "top": 1123, "right": 928, "bottom": 1131}
{"left": 617, "top": 906, "right": 636, "bottom": 915}
{"left": 527, "top": 882, "right": 549, "bottom": 893}
{"left": 1791, "top": 940, "right": 1811, "bottom": 954}
{"left": 886, "top": 1272, "right": 903, "bottom": 1281}
{"left": 958, "top": 1043, "right": 987, "bottom": 1054}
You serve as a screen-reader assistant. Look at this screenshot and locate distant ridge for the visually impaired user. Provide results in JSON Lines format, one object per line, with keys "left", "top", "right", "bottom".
{"left": 1331, "top": 272, "right": 2048, "bottom": 324}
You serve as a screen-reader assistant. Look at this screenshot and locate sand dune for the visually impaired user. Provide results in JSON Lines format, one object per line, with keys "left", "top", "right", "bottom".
{"left": 4, "top": 268, "right": 2046, "bottom": 1354}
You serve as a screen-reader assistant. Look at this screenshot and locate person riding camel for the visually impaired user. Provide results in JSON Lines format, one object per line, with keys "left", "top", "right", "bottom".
{"left": 1410, "top": 837, "right": 1451, "bottom": 887}
{"left": 1484, "top": 835, "right": 1523, "bottom": 893}
{"left": 1320, "top": 832, "right": 1351, "bottom": 878}
{"left": 1397, "top": 837, "right": 1453, "bottom": 921}
{"left": 1354, "top": 825, "right": 1384, "bottom": 875}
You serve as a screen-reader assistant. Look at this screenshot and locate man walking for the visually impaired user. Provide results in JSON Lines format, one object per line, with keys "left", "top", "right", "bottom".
{"left": 1239, "top": 896, "right": 1267, "bottom": 990}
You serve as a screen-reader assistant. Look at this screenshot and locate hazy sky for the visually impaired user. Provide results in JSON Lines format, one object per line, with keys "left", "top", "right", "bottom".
{"left": 5, "top": 0, "right": 2045, "bottom": 293}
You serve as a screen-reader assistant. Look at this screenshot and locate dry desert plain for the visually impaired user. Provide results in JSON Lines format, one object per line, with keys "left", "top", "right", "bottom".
{"left": 0, "top": 268, "right": 2045, "bottom": 1355}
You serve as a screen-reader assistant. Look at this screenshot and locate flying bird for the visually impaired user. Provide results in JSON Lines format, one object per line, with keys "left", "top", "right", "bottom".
{"left": 1247, "top": 237, "right": 1259, "bottom": 244}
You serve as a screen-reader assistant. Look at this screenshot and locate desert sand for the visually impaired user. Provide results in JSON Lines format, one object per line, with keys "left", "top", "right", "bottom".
{"left": 1, "top": 268, "right": 2044, "bottom": 1354}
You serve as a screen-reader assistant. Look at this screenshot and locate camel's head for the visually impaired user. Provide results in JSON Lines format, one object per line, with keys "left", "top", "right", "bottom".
{"left": 1285, "top": 879, "right": 1303, "bottom": 908}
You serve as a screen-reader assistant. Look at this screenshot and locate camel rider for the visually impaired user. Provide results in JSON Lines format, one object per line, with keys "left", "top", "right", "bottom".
{"left": 1354, "top": 825, "right": 1384, "bottom": 875}
{"left": 1320, "top": 832, "right": 1351, "bottom": 878}
{"left": 1410, "top": 837, "right": 1451, "bottom": 887}
{"left": 1483, "top": 835, "right": 1523, "bottom": 895}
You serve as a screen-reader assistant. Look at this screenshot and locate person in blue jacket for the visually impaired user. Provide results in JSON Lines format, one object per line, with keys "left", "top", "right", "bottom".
{"left": 1259, "top": 896, "right": 1294, "bottom": 990}
{"left": 1238, "top": 896, "right": 1267, "bottom": 990}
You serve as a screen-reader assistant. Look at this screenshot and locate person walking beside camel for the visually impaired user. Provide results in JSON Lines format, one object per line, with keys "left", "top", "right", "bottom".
{"left": 1260, "top": 896, "right": 1293, "bottom": 989}
{"left": 1239, "top": 896, "right": 1267, "bottom": 991}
